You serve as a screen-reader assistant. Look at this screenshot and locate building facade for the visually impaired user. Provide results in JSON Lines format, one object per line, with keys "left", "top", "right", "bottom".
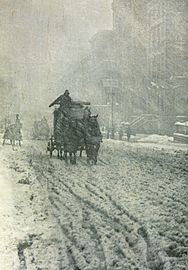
{"left": 147, "top": 0, "right": 188, "bottom": 117}
{"left": 62, "top": 0, "right": 149, "bottom": 128}
{"left": 112, "top": 0, "right": 149, "bottom": 116}
{"left": 62, "top": 0, "right": 188, "bottom": 133}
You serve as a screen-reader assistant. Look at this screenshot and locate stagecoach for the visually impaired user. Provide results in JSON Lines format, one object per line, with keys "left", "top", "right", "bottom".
{"left": 32, "top": 118, "right": 50, "bottom": 140}
{"left": 47, "top": 98, "right": 102, "bottom": 164}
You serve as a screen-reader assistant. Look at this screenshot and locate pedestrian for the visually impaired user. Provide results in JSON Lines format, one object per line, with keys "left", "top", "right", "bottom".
{"left": 119, "top": 128, "right": 123, "bottom": 140}
{"left": 107, "top": 127, "right": 110, "bottom": 139}
{"left": 126, "top": 124, "right": 131, "bottom": 142}
{"left": 14, "top": 114, "right": 22, "bottom": 146}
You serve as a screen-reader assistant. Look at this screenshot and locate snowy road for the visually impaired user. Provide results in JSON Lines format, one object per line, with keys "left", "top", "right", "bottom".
{"left": 1, "top": 140, "right": 188, "bottom": 270}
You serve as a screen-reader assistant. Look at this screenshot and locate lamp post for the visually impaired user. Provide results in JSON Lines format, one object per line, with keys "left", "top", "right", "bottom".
{"left": 107, "top": 91, "right": 115, "bottom": 139}
{"left": 102, "top": 78, "right": 119, "bottom": 139}
{"left": 107, "top": 95, "right": 119, "bottom": 139}
{"left": 91, "top": 104, "right": 111, "bottom": 138}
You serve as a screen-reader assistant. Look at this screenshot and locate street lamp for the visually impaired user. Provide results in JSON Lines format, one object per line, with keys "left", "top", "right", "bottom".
{"left": 102, "top": 78, "right": 119, "bottom": 139}
{"left": 107, "top": 94, "right": 115, "bottom": 139}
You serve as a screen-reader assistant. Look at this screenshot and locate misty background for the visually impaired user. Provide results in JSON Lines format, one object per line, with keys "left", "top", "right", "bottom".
{"left": 0, "top": 0, "right": 112, "bottom": 123}
{"left": 0, "top": 0, "right": 188, "bottom": 136}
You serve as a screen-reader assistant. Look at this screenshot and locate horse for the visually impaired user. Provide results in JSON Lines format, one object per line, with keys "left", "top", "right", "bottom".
{"left": 53, "top": 114, "right": 66, "bottom": 159}
{"left": 76, "top": 119, "right": 86, "bottom": 157}
{"left": 85, "top": 115, "right": 102, "bottom": 164}
{"left": 2, "top": 124, "right": 22, "bottom": 147}
{"left": 62, "top": 119, "right": 79, "bottom": 164}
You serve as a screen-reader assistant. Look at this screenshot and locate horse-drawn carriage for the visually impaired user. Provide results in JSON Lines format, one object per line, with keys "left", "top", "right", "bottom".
{"left": 2, "top": 115, "right": 22, "bottom": 146}
{"left": 32, "top": 117, "right": 50, "bottom": 140}
{"left": 47, "top": 93, "right": 102, "bottom": 164}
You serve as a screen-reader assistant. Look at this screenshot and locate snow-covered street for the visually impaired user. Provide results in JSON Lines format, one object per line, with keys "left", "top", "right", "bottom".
{"left": 0, "top": 140, "right": 187, "bottom": 270}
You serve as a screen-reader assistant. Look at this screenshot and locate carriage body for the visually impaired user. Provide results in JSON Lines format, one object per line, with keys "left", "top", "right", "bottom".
{"left": 47, "top": 99, "right": 102, "bottom": 164}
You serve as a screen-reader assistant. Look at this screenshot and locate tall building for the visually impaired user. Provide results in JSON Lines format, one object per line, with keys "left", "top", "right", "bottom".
{"left": 112, "top": 0, "right": 149, "bottom": 116}
{"left": 147, "top": 0, "right": 188, "bottom": 116}
{"left": 62, "top": 0, "right": 150, "bottom": 127}
{"left": 62, "top": 0, "right": 187, "bottom": 133}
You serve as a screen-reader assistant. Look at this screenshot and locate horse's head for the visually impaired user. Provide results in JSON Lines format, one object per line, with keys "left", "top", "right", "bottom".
{"left": 90, "top": 114, "right": 98, "bottom": 120}
{"left": 89, "top": 114, "right": 99, "bottom": 127}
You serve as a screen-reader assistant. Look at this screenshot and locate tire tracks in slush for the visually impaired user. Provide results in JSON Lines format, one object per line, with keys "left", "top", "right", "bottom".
{"left": 29, "top": 144, "right": 188, "bottom": 270}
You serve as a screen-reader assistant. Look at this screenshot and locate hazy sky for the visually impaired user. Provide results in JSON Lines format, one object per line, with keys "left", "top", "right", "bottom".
{"left": 0, "top": 0, "right": 113, "bottom": 118}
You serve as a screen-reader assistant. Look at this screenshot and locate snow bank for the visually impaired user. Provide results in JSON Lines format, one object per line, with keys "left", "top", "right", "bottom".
{"left": 138, "top": 134, "right": 174, "bottom": 144}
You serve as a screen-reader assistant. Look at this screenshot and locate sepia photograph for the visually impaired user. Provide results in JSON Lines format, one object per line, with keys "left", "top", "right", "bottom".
{"left": 0, "top": 0, "right": 188, "bottom": 269}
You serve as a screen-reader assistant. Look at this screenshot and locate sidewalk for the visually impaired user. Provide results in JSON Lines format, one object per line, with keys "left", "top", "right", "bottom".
{"left": 0, "top": 147, "right": 20, "bottom": 269}
{"left": 0, "top": 144, "right": 61, "bottom": 269}
{"left": 105, "top": 136, "right": 188, "bottom": 153}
